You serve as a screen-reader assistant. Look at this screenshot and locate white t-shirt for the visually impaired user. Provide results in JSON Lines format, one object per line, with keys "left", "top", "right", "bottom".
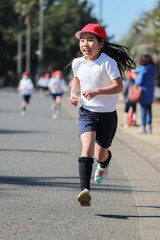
{"left": 19, "top": 78, "right": 34, "bottom": 95}
{"left": 38, "top": 78, "right": 49, "bottom": 88}
{"left": 72, "top": 52, "right": 121, "bottom": 112}
{"left": 48, "top": 78, "right": 65, "bottom": 94}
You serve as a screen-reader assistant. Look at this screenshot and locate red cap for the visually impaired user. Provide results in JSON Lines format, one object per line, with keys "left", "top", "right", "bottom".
{"left": 44, "top": 73, "right": 50, "bottom": 78}
{"left": 55, "top": 70, "right": 61, "bottom": 75}
{"left": 75, "top": 23, "right": 107, "bottom": 41}
{"left": 40, "top": 75, "right": 44, "bottom": 79}
{"left": 52, "top": 71, "right": 56, "bottom": 76}
{"left": 127, "top": 71, "right": 134, "bottom": 79}
{"left": 23, "top": 71, "right": 29, "bottom": 76}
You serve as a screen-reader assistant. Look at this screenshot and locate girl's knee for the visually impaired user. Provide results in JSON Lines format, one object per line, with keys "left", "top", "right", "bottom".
{"left": 81, "top": 143, "right": 94, "bottom": 157}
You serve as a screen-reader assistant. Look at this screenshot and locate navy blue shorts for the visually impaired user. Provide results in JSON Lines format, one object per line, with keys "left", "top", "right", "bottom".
{"left": 124, "top": 103, "right": 136, "bottom": 113}
{"left": 78, "top": 106, "right": 117, "bottom": 148}
{"left": 22, "top": 95, "right": 31, "bottom": 103}
{"left": 50, "top": 93, "right": 62, "bottom": 100}
{"left": 40, "top": 86, "right": 48, "bottom": 91}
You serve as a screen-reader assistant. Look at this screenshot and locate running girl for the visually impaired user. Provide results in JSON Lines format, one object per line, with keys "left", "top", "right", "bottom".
{"left": 48, "top": 70, "right": 65, "bottom": 119}
{"left": 70, "top": 23, "right": 136, "bottom": 206}
{"left": 17, "top": 71, "right": 34, "bottom": 116}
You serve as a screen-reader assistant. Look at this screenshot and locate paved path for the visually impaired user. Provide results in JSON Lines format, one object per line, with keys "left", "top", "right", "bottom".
{"left": 0, "top": 91, "right": 159, "bottom": 240}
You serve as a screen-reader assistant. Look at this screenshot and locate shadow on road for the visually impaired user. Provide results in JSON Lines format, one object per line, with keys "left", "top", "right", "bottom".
{"left": 0, "top": 148, "right": 69, "bottom": 154}
{"left": 0, "top": 176, "right": 159, "bottom": 194}
{"left": 0, "top": 129, "right": 53, "bottom": 134}
{"left": 95, "top": 214, "right": 160, "bottom": 219}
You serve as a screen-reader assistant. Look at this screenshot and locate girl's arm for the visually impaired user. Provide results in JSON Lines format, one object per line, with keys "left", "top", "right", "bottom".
{"left": 61, "top": 82, "right": 65, "bottom": 91}
{"left": 135, "top": 68, "right": 146, "bottom": 86}
{"left": 70, "top": 76, "right": 80, "bottom": 107}
{"left": 82, "top": 77, "right": 123, "bottom": 100}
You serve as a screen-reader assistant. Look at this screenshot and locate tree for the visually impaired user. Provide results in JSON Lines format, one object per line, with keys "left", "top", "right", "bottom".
{"left": 120, "top": 2, "right": 160, "bottom": 86}
{"left": 0, "top": 0, "right": 19, "bottom": 86}
{"left": 0, "top": 0, "right": 98, "bottom": 86}
{"left": 42, "top": 0, "right": 97, "bottom": 73}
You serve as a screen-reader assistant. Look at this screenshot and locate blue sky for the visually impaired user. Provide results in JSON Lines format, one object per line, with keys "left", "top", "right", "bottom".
{"left": 90, "top": 0, "right": 159, "bottom": 41}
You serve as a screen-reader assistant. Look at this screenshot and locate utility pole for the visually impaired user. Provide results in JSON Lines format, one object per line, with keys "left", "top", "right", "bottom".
{"left": 98, "top": 0, "right": 103, "bottom": 26}
{"left": 25, "top": 10, "right": 31, "bottom": 73}
{"left": 17, "top": 0, "right": 23, "bottom": 81}
{"left": 37, "top": 0, "right": 44, "bottom": 77}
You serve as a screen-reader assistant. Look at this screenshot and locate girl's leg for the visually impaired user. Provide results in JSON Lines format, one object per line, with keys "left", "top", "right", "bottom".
{"left": 21, "top": 100, "right": 27, "bottom": 116}
{"left": 140, "top": 104, "right": 146, "bottom": 126}
{"left": 124, "top": 103, "right": 129, "bottom": 127}
{"left": 95, "top": 143, "right": 109, "bottom": 163}
{"left": 137, "top": 104, "right": 147, "bottom": 133}
{"left": 52, "top": 98, "right": 57, "bottom": 119}
{"left": 52, "top": 99, "right": 56, "bottom": 110}
{"left": 94, "top": 143, "right": 112, "bottom": 183}
{"left": 56, "top": 95, "right": 61, "bottom": 106}
{"left": 146, "top": 104, "right": 152, "bottom": 133}
{"left": 146, "top": 104, "right": 152, "bottom": 125}
{"left": 124, "top": 112, "right": 128, "bottom": 127}
{"left": 55, "top": 96, "right": 61, "bottom": 114}
{"left": 80, "top": 131, "right": 96, "bottom": 157}
{"left": 79, "top": 131, "right": 96, "bottom": 191}
{"left": 21, "top": 100, "right": 27, "bottom": 111}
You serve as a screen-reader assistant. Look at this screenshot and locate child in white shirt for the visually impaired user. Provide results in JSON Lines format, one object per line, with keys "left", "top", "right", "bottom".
{"left": 17, "top": 71, "right": 34, "bottom": 116}
{"left": 70, "top": 23, "right": 136, "bottom": 206}
{"left": 48, "top": 70, "right": 65, "bottom": 119}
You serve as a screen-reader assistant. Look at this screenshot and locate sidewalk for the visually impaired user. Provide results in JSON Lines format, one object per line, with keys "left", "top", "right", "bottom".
{"left": 117, "top": 94, "right": 160, "bottom": 151}
{"left": 115, "top": 96, "right": 160, "bottom": 240}
{"left": 116, "top": 94, "right": 160, "bottom": 172}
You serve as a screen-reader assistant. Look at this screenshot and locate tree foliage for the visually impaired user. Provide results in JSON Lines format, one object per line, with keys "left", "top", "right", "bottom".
{"left": 0, "top": 0, "right": 97, "bottom": 86}
{"left": 120, "top": 1, "right": 160, "bottom": 86}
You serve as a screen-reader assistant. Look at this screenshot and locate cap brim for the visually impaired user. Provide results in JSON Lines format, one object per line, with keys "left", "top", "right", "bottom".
{"left": 75, "top": 31, "right": 86, "bottom": 39}
{"left": 75, "top": 30, "right": 95, "bottom": 39}
{"left": 75, "top": 30, "right": 106, "bottom": 40}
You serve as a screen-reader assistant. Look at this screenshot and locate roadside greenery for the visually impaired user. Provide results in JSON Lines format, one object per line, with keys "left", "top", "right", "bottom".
{"left": 120, "top": 1, "right": 160, "bottom": 86}
{"left": 0, "top": 0, "right": 160, "bottom": 86}
{"left": 0, "top": 0, "right": 97, "bottom": 86}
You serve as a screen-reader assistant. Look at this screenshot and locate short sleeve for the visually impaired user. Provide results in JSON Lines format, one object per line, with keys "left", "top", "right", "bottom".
{"left": 72, "top": 59, "right": 77, "bottom": 77}
{"left": 29, "top": 79, "right": 34, "bottom": 89}
{"left": 105, "top": 58, "right": 121, "bottom": 81}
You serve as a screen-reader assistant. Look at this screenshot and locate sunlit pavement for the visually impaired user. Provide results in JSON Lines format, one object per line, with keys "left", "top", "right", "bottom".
{"left": 0, "top": 90, "right": 160, "bottom": 240}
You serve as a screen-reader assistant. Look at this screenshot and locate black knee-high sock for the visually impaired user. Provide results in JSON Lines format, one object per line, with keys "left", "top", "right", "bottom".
{"left": 78, "top": 157, "right": 94, "bottom": 191}
{"left": 98, "top": 150, "right": 112, "bottom": 168}
{"left": 22, "top": 106, "right": 26, "bottom": 111}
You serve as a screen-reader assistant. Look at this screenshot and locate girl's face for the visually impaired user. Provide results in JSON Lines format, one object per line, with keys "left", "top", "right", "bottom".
{"left": 79, "top": 32, "right": 104, "bottom": 61}
{"left": 55, "top": 73, "right": 61, "bottom": 80}
{"left": 23, "top": 74, "right": 28, "bottom": 80}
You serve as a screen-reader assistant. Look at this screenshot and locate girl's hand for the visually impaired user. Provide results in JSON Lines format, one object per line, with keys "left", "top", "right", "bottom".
{"left": 82, "top": 89, "right": 99, "bottom": 100}
{"left": 70, "top": 93, "right": 79, "bottom": 107}
{"left": 51, "top": 84, "right": 57, "bottom": 89}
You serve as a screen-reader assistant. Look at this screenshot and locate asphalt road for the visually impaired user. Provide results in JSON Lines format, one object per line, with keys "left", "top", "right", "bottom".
{"left": 0, "top": 90, "right": 159, "bottom": 240}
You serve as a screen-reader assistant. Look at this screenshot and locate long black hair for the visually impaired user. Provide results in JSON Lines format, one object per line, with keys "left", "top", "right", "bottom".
{"left": 64, "top": 34, "right": 136, "bottom": 76}
{"left": 96, "top": 35, "right": 136, "bottom": 76}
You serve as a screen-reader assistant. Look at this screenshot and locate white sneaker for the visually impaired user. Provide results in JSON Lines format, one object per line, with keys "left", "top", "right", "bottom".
{"left": 123, "top": 123, "right": 128, "bottom": 128}
{"left": 146, "top": 124, "right": 152, "bottom": 134}
{"left": 21, "top": 111, "right": 27, "bottom": 117}
{"left": 94, "top": 163, "right": 109, "bottom": 183}
{"left": 136, "top": 126, "right": 146, "bottom": 134}
{"left": 52, "top": 112, "right": 57, "bottom": 119}
{"left": 77, "top": 188, "right": 91, "bottom": 207}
